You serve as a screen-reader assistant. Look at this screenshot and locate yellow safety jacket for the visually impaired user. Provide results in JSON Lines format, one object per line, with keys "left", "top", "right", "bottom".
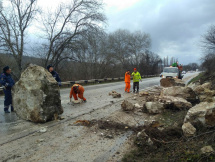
{"left": 131, "top": 72, "right": 141, "bottom": 82}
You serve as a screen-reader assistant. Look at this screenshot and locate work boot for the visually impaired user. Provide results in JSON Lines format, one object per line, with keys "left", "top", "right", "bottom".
{"left": 11, "top": 106, "right": 14, "bottom": 112}
{"left": 4, "top": 108, "right": 10, "bottom": 113}
{"left": 83, "top": 100, "right": 87, "bottom": 103}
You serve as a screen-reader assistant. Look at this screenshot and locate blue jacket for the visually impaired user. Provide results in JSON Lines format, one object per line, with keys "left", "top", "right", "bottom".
{"left": 50, "top": 71, "right": 61, "bottom": 86}
{"left": 0, "top": 73, "right": 15, "bottom": 90}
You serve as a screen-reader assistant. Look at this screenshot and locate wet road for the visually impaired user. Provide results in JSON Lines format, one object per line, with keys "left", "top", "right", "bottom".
{"left": 0, "top": 74, "right": 197, "bottom": 138}
{"left": 0, "top": 73, "right": 198, "bottom": 161}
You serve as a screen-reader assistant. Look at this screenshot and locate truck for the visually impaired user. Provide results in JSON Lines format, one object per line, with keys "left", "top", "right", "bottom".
{"left": 160, "top": 67, "right": 183, "bottom": 79}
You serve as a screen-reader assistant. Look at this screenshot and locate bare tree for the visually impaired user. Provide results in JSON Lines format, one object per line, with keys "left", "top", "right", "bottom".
{"left": 107, "top": 29, "right": 131, "bottom": 70}
{"left": 203, "top": 25, "right": 215, "bottom": 52}
{"left": 40, "top": 0, "right": 106, "bottom": 69}
{"left": 128, "top": 31, "right": 151, "bottom": 67}
{"left": 201, "top": 25, "right": 215, "bottom": 73}
{"left": 0, "top": 0, "right": 38, "bottom": 75}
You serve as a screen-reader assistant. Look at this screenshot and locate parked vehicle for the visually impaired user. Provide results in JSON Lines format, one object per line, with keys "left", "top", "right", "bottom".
{"left": 160, "top": 67, "right": 183, "bottom": 79}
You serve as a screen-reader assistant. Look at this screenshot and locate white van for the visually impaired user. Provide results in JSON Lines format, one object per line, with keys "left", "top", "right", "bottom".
{"left": 160, "top": 67, "right": 180, "bottom": 79}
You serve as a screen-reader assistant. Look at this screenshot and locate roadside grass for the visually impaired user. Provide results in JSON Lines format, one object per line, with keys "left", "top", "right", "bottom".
{"left": 188, "top": 72, "right": 204, "bottom": 85}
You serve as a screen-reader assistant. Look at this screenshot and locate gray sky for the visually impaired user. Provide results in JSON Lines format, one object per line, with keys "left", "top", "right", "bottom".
{"left": 104, "top": 0, "right": 215, "bottom": 64}
{"left": 30, "top": 0, "right": 215, "bottom": 64}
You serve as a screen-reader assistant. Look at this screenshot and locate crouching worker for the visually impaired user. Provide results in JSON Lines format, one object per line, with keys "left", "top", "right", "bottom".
{"left": 0, "top": 66, "right": 15, "bottom": 113}
{"left": 69, "top": 84, "right": 87, "bottom": 102}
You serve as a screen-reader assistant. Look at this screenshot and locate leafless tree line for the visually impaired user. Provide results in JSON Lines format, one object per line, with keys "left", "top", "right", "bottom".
{"left": 0, "top": 0, "right": 161, "bottom": 81}
{"left": 163, "top": 56, "right": 179, "bottom": 67}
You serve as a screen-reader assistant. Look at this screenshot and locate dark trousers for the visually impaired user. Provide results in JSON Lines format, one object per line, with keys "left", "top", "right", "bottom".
{"left": 3, "top": 89, "right": 12, "bottom": 107}
{"left": 133, "top": 82, "right": 139, "bottom": 92}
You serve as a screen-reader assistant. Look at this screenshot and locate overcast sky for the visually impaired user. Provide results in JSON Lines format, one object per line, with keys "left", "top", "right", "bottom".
{"left": 33, "top": 0, "right": 215, "bottom": 64}
{"left": 103, "top": 0, "right": 215, "bottom": 64}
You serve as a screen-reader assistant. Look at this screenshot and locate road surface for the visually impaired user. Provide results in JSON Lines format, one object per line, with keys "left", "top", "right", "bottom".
{"left": 0, "top": 73, "right": 198, "bottom": 162}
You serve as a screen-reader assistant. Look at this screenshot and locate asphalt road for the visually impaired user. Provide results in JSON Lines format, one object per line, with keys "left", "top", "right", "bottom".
{"left": 0, "top": 73, "right": 198, "bottom": 161}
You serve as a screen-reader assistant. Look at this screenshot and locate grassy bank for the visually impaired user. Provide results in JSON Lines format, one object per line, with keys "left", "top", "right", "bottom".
{"left": 188, "top": 72, "right": 204, "bottom": 85}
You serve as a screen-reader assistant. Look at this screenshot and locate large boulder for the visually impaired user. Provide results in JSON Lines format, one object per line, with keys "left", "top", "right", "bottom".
{"left": 184, "top": 102, "right": 215, "bottom": 126}
{"left": 159, "top": 96, "right": 192, "bottom": 110}
{"left": 144, "top": 102, "right": 164, "bottom": 114}
{"left": 12, "top": 64, "right": 63, "bottom": 123}
{"left": 160, "top": 78, "right": 185, "bottom": 87}
{"left": 121, "top": 100, "right": 134, "bottom": 111}
{"left": 160, "top": 86, "right": 198, "bottom": 104}
{"left": 182, "top": 122, "right": 196, "bottom": 137}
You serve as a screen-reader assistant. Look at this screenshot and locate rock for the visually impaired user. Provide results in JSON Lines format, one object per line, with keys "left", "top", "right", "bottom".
{"left": 160, "top": 86, "right": 198, "bottom": 104}
{"left": 39, "top": 127, "right": 47, "bottom": 133}
{"left": 184, "top": 102, "right": 215, "bottom": 126}
{"left": 144, "top": 102, "right": 164, "bottom": 114}
{"left": 72, "top": 100, "right": 82, "bottom": 104}
{"left": 201, "top": 146, "right": 214, "bottom": 154}
{"left": 202, "top": 82, "right": 212, "bottom": 90}
{"left": 160, "top": 78, "right": 185, "bottom": 87}
{"left": 109, "top": 91, "right": 121, "bottom": 98}
{"left": 136, "top": 130, "right": 153, "bottom": 146}
{"left": 37, "top": 139, "right": 45, "bottom": 143}
{"left": 134, "top": 103, "right": 143, "bottom": 109}
{"left": 139, "top": 91, "right": 149, "bottom": 97}
{"left": 112, "top": 93, "right": 121, "bottom": 98}
{"left": 12, "top": 64, "right": 63, "bottom": 123}
{"left": 187, "top": 82, "right": 200, "bottom": 90}
{"left": 121, "top": 100, "right": 134, "bottom": 111}
{"left": 182, "top": 122, "right": 196, "bottom": 137}
{"left": 194, "top": 83, "right": 215, "bottom": 102}
{"left": 133, "top": 97, "right": 137, "bottom": 100}
{"left": 160, "top": 96, "right": 192, "bottom": 110}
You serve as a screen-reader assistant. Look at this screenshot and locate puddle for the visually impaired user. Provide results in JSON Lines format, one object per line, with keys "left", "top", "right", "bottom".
{"left": 0, "top": 112, "right": 19, "bottom": 123}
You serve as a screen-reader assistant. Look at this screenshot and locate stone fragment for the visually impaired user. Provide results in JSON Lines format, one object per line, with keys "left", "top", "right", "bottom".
{"left": 109, "top": 91, "right": 121, "bottom": 98}
{"left": 134, "top": 103, "right": 143, "bottom": 109}
{"left": 121, "top": 100, "right": 134, "bottom": 111}
{"left": 144, "top": 102, "right": 164, "bottom": 114}
{"left": 160, "top": 96, "right": 192, "bottom": 110}
{"left": 201, "top": 146, "right": 214, "bottom": 154}
{"left": 139, "top": 91, "right": 149, "bottom": 97}
{"left": 182, "top": 122, "right": 196, "bottom": 137}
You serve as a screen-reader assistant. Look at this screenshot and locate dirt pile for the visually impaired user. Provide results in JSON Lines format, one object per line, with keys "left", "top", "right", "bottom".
{"left": 160, "top": 78, "right": 185, "bottom": 87}
{"left": 12, "top": 64, "right": 63, "bottom": 123}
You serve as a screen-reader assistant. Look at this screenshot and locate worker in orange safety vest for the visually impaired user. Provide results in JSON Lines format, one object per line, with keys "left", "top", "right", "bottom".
{"left": 69, "top": 84, "right": 87, "bottom": 102}
{"left": 124, "top": 70, "right": 131, "bottom": 93}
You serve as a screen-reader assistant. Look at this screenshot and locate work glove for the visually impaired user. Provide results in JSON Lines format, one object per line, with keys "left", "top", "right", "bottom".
{"left": 140, "top": 79, "right": 142, "bottom": 82}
